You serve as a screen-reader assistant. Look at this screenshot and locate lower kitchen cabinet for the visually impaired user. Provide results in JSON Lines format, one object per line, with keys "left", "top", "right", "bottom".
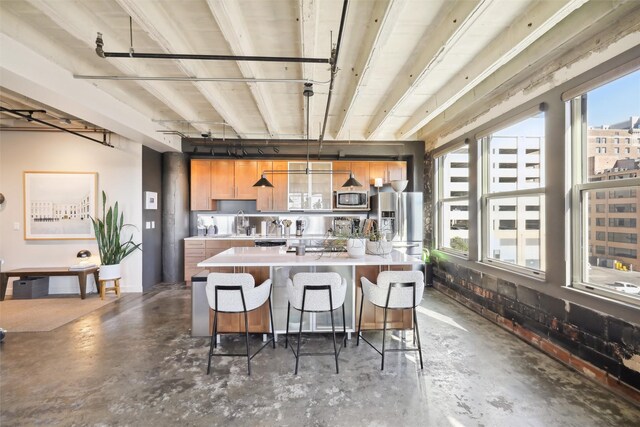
{"left": 184, "top": 239, "right": 270, "bottom": 333}
{"left": 355, "top": 264, "right": 412, "bottom": 330}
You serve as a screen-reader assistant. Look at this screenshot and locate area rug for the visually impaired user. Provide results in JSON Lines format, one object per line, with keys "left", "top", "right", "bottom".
{"left": 0, "top": 295, "right": 116, "bottom": 332}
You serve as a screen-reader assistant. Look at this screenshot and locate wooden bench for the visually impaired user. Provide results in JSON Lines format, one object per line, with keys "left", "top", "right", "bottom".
{"left": 0, "top": 267, "right": 100, "bottom": 300}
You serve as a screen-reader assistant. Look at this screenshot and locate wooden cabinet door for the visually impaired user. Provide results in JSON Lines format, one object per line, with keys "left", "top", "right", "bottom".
{"left": 349, "top": 161, "right": 370, "bottom": 191}
{"left": 235, "top": 160, "right": 259, "bottom": 199}
{"left": 332, "top": 161, "right": 350, "bottom": 192}
{"left": 210, "top": 160, "right": 235, "bottom": 199}
{"left": 190, "top": 160, "right": 212, "bottom": 210}
{"left": 256, "top": 160, "right": 273, "bottom": 211}
{"left": 369, "top": 161, "right": 387, "bottom": 185}
{"left": 386, "top": 161, "right": 406, "bottom": 182}
{"left": 242, "top": 266, "right": 271, "bottom": 333}
{"left": 355, "top": 265, "right": 413, "bottom": 331}
{"left": 271, "top": 161, "right": 289, "bottom": 211}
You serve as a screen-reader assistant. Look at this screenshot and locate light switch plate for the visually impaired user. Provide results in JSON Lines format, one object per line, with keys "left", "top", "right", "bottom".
{"left": 151, "top": 221, "right": 155, "bottom": 228}
{"left": 145, "top": 221, "right": 151, "bottom": 229}
{"left": 13, "top": 222, "right": 19, "bottom": 231}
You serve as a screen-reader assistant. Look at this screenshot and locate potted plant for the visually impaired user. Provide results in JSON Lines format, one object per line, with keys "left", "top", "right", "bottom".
{"left": 91, "top": 191, "right": 142, "bottom": 280}
{"left": 365, "top": 230, "right": 393, "bottom": 256}
{"left": 331, "top": 229, "right": 367, "bottom": 258}
{"left": 423, "top": 248, "right": 433, "bottom": 286}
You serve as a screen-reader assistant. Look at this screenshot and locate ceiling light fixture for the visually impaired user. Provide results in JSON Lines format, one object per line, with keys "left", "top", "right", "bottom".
{"left": 253, "top": 83, "right": 361, "bottom": 189}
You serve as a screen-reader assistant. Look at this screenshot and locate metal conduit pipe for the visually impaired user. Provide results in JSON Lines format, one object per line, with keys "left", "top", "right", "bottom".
{"left": 0, "top": 107, "right": 112, "bottom": 147}
{"left": 74, "top": 74, "right": 331, "bottom": 85}
{"left": 318, "top": 0, "right": 349, "bottom": 156}
{"left": 95, "top": 33, "right": 330, "bottom": 64}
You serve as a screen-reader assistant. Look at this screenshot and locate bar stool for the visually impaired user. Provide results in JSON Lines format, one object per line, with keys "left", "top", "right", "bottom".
{"left": 98, "top": 277, "right": 120, "bottom": 300}
{"left": 205, "top": 273, "right": 275, "bottom": 375}
{"left": 285, "top": 272, "right": 347, "bottom": 374}
{"left": 357, "top": 270, "right": 424, "bottom": 370}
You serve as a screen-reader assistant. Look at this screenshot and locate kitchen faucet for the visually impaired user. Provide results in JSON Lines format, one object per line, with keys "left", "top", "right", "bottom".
{"left": 236, "top": 210, "right": 247, "bottom": 234}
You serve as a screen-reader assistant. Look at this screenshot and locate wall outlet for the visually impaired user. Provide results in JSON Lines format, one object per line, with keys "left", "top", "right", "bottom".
{"left": 151, "top": 221, "right": 155, "bottom": 229}
{"left": 13, "top": 222, "right": 19, "bottom": 231}
{"left": 145, "top": 221, "right": 151, "bottom": 229}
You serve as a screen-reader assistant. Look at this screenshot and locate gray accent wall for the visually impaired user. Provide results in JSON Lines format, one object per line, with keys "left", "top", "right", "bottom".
{"left": 142, "top": 146, "right": 163, "bottom": 291}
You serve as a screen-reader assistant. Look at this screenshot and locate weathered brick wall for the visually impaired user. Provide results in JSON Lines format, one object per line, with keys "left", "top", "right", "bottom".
{"left": 433, "top": 258, "right": 640, "bottom": 401}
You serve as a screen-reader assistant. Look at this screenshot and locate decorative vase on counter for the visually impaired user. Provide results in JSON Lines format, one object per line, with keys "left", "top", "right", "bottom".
{"left": 366, "top": 240, "right": 393, "bottom": 256}
{"left": 346, "top": 238, "right": 367, "bottom": 258}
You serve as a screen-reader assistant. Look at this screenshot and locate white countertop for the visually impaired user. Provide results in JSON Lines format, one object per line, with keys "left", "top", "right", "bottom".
{"left": 197, "top": 246, "right": 422, "bottom": 267}
{"left": 186, "top": 234, "right": 334, "bottom": 241}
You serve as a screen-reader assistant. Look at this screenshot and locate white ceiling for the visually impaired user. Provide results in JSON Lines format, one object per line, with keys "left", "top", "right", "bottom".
{"left": 0, "top": 0, "right": 638, "bottom": 150}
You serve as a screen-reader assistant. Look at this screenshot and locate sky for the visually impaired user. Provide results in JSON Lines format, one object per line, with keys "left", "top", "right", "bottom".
{"left": 587, "top": 69, "right": 640, "bottom": 127}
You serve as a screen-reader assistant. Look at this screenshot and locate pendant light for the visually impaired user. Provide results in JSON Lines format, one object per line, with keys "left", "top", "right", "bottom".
{"left": 253, "top": 82, "right": 361, "bottom": 188}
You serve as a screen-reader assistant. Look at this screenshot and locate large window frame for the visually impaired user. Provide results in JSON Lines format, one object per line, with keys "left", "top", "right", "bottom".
{"left": 434, "top": 144, "right": 470, "bottom": 257}
{"left": 568, "top": 68, "right": 640, "bottom": 304}
{"left": 479, "top": 107, "right": 546, "bottom": 278}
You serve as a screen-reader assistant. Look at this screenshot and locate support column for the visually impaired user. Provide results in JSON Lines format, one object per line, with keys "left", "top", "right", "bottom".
{"left": 162, "top": 153, "right": 189, "bottom": 283}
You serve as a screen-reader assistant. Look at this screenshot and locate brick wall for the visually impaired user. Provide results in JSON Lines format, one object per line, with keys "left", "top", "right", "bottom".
{"left": 433, "top": 258, "right": 640, "bottom": 402}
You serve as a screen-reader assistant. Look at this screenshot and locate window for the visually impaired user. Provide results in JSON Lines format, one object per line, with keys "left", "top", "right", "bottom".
{"left": 607, "top": 232, "right": 637, "bottom": 244}
{"left": 436, "top": 145, "right": 469, "bottom": 255}
{"left": 609, "top": 218, "right": 636, "bottom": 228}
{"left": 482, "top": 111, "right": 545, "bottom": 274}
{"left": 569, "top": 68, "right": 640, "bottom": 303}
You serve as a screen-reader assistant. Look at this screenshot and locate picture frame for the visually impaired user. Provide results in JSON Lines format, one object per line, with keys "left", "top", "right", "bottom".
{"left": 145, "top": 191, "right": 158, "bottom": 210}
{"left": 23, "top": 171, "right": 98, "bottom": 240}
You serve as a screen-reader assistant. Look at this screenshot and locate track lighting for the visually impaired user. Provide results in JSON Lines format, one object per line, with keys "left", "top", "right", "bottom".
{"left": 192, "top": 146, "right": 198, "bottom": 154}
{"left": 273, "top": 146, "right": 279, "bottom": 153}
{"left": 257, "top": 147, "right": 264, "bottom": 155}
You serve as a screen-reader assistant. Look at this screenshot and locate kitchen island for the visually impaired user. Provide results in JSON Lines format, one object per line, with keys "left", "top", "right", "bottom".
{"left": 192, "top": 246, "right": 423, "bottom": 337}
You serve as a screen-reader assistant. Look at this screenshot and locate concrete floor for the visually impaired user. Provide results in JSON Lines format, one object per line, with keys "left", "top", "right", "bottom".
{"left": 1, "top": 285, "right": 638, "bottom": 426}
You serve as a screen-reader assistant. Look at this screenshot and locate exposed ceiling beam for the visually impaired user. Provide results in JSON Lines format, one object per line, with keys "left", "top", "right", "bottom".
{"left": 299, "top": 0, "right": 320, "bottom": 137}
{"left": 419, "top": 1, "right": 640, "bottom": 147}
{"left": 398, "top": 0, "right": 588, "bottom": 139}
{"left": 116, "top": 0, "right": 248, "bottom": 138}
{"left": 365, "top": 0, "right": 489, "bottom": 139}
{"left": 334, "top": 0, "right": 406, "bottom": 140}
{"left": 26, "top": 0, "right": 211, "bottom": 136}
{"left": 0, "top": 33, "right": 180, "bottom": 151}
{"left": 206, "top": 0, "right": 280, "bottom": 138}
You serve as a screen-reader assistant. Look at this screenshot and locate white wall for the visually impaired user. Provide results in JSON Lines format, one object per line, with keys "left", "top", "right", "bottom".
{"left": 0, "top": 131, "right": 143, "bottom": 294}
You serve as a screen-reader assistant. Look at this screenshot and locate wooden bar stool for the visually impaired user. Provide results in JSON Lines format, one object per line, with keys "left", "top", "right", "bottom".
{"left": 99, "top": 278, "right": 121, "bottom": 300}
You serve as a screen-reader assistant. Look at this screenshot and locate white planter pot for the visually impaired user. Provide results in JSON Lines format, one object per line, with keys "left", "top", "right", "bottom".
{"left": 346, "top": 238, "right": 367, "bottom": 258}
{"left": 99, "top": 264, "right": 121, "bottom": 281}
{"left": 366, "top": 240, "right": 393, "bottom": 256}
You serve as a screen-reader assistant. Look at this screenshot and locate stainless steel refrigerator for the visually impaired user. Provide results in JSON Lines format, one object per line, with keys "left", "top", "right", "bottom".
{"left": 371, "top": 192, "right": 423, "bottom": 256}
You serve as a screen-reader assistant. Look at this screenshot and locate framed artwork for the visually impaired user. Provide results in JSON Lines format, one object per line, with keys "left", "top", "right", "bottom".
{"left": 145, "top": 191, "right": 158, "bottom": 210}
{"left": 23, "top": 172, "right": 98, "bottom": 240}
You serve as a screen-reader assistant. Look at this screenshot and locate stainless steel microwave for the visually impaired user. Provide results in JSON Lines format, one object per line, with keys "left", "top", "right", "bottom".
{"left": 335, "top": 191, "right": 369, "bottom": 209}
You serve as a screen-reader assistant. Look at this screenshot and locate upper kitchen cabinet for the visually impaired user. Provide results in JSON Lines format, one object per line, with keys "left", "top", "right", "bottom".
{"left": 256, "top": 161, "right": 288, "bottom": 212}
{"left": 369, "top": 161, "right": 406, "bottom": 185}
{"left": 234, "top": 160, "right": 259, "bottom": 199}
{"left": 190, "top": 159, "right": 217, "bottom": 211}
{"left": 332, "top": 161, "right": 370, "bottom": 192}
{"left": 210, "top": 160, "right": 258, "bottom": 200}
{"left": 289, "top": 161, "right": 332, "bottom": 210}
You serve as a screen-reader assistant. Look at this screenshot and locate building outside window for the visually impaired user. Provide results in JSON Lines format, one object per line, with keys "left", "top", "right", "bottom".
{"left": 435, "top": 145, "right": 469, "bottom": 255}
{"left": 481, "top": 111, "right": 545, "bottom": 273}
{"left": 569, "top": 68, "right": 640, "bottom": 302}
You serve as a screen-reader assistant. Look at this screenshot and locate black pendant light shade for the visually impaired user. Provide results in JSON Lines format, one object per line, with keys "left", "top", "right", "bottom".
{"left": 253, "top": 173, "right": 274, "bottom": 188}
{"left": 342, "top": 173, "right": 362, "bottom": 187}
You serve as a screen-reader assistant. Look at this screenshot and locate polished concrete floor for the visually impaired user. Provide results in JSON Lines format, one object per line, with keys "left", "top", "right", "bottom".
{"left": 1, "top": 284, "right": 639, "bottom": 426}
